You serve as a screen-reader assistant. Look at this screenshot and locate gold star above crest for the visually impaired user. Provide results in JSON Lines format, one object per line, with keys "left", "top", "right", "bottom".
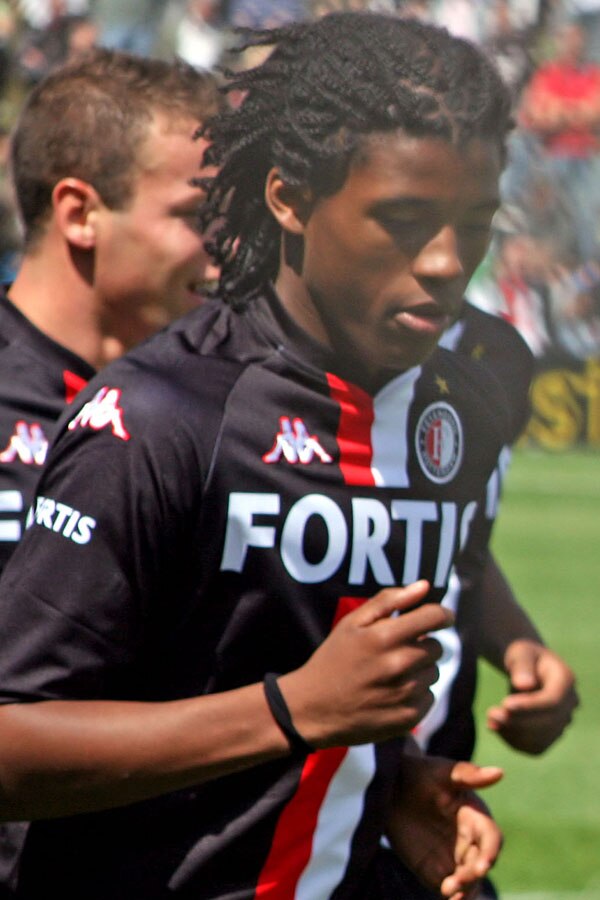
{"left": 471, "top": 343, "right": 486, "bottom": 361}
{"left": 435, "top": 375, "right": 450, "bottom": 395}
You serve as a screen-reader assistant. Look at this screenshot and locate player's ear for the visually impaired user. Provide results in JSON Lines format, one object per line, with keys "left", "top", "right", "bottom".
{"left": 265, "top": 168, "right": 313, "bottom": 235}
{"left": 52, "top": 177, "right": 101, "bottom": 249}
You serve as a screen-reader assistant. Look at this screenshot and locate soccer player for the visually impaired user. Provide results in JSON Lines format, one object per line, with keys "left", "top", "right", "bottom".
{"left": 421, "top": 300, "right": 578, "bottom": 763}
{"left": 0, "top": 48, "right": 220, "bottom": 576}
{"left": 0, "top": 48, "right": 220, "bottom": 896}
{"left": 375, "top": 298, "right": 579, "bottom": 898}
{"left": 0, "top": 12, "right": 516, "bottom": 898}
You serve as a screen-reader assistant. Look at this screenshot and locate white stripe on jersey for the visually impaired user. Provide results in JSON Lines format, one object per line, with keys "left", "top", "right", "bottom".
{"left": 438, "top": 318, "right": 466, "bottom": 352}
{"left": 295, "top": 744, "right": 377, "bottom": 900}
{"left": 412, "top": 569, "right": 462, "bottom": 750}
{"left": 0, "top": 490, "right": 23, "bottom": 542}
{"left": 370, "top": 368, "right": 421, "bottom": 487}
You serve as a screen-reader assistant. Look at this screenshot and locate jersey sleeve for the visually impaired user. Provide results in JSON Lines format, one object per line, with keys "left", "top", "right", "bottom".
{"left": 460, "top": 302, "right": 535, "bottom": 444}
{"left": 0, "top": 360, "right": 219, "bottom": 704}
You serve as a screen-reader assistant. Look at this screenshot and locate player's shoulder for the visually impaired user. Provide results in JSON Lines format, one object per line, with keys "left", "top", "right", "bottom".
{"left": 459, "top": 300, "right": 534, "bottom": 376}
{"left": 457, "top": 301, "right": 534, "bottom": 441}
{"left": 461, "top": 300, "right": 531, "bottom": 347}
{"left": 54, "top": 301, "right": 252, "bottom": 450}
{"left": 427, "top": 342, "right": 511, "bottom": 407}
{"left": 426, "top": 345, "right": 513, "bottom": 446}
{"left": 0, "top": 291, "right": 95, "bottom": 387}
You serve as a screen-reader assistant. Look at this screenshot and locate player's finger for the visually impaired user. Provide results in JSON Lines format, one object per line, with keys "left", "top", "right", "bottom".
{"left": 377, "top": 642, "right": 443, "bottom": 687}
{"left": 505, "top": 649, "right": 541, "bottom": 693}
{"left": 382, "top": 604, "right": 455, "bottom": 647}
{"left": 453, "top": 822, "right": 474, "bottom": 867}
{"left": 449, "top": 760, "right": 504, "bottom": 790}
{"left": 354, "top": 581, "right": 432, "bottom": 625}
{"left": 502, "top": 684, "right": 579, "bottom": 714}
{"left": 486, "top": 705, "right": 509, "bottom": 731}
{"left": 465, "top": 811, "right": 502, "bottom": 871}
{"left": 416, "top": 635, "right": 445, "bottom": 663}
{"left": 442, "top": 855, "right": 485, "bottom": 900}
{"left": 442, "top": 841, "right": 495, "bottom": 896}
{"left": 500, "top": 693, "right": 556, "bottom": 715}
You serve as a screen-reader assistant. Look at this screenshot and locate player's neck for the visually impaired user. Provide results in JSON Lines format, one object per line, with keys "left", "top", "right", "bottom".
{"left": 7, "top": 244, "right": 106, "bottom": 369}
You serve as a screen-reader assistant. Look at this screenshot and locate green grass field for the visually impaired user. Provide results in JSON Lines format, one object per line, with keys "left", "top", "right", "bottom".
{"left": 472, "top": 447, "right": 600, "bottom": 898}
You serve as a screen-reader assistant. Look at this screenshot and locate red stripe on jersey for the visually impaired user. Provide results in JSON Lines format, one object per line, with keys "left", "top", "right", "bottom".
{"left": 254, "top": 747, "right": 348, "bottom": 898}
{"left": 63, "top": 370, "right": 88, "bottom": 404}
{"left": 332, "top": 595, "right": 366, "bottom": 626}
{"left": 326, "top": 373, "right": 375, "bottom": 486}
{"left": 254, "top": 596, "right": 367, "bottom": 899}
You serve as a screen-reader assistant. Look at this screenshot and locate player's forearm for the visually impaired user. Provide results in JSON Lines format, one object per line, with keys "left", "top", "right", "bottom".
{"left": 479, "top": 554, "right": 543, "bottom": 671}
{"left": 0, "top": 583, "right": 452, "bottom": 821}
{"left": 0, "top": 685, "right": 291, "bottom": 821}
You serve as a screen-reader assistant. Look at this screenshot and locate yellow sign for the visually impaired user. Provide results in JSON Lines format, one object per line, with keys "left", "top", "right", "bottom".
{"left": 525, "top": 359, "right": 600, "bottom": 449}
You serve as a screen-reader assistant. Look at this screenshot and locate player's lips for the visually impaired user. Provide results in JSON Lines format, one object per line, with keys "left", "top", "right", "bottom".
{"left": 389, "top": 301, "right": 455, "bottom": 336}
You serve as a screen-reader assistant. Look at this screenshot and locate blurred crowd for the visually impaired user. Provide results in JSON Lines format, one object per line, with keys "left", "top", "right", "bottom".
{"left": 1, "top": 0, "right": 600, "bottom": 364}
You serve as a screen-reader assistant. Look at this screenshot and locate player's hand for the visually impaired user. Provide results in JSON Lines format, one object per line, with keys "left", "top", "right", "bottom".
{"left": 486, "top": 639, "right": 579, "bottom": 755}
{"left": 279, "top": 580, "right": 453, "bottom": 748}
{"left": 387, "top": 754, "right": 504, "bottom": 900}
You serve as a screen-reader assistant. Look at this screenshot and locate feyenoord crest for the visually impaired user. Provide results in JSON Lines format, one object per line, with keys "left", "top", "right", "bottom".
{"left": 415, "top": 402, "right": 463, "bottom": 484}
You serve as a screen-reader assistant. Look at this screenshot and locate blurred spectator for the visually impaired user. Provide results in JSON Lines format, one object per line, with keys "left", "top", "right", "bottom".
{"left": 226, "top": 0, "right": 307, "bottom": 29}
{"left": 0, "top": 126, "right": 21, "bottom": 283}
{"left": 309, "top": 1, "right": 423, "bottom": 17}
{"left": 0, "top": 202, "right": 19, "bottom": 282}
{"left": 174, "top": 0, "right": 228, "bottom": 70}
{"left": 90, "top": 0, "right": 165, "bottom": 56}
{"left": 17, "top": 12, "right": 97, "bottom": 83}
{"left": 483, "top": 0, "right": 536, "bottom": 106}
{"left": 66, "top": 13, "right": 97, "bottom": 54}
{"left": 469, "top": 206, "right": 554, "bottom": 357}
{"left": 518, "top": 19, "right": 600, "bottom": 261}
{"left": 0, "top": 1, "right": 17, "bottom": 95}
{"left": 434, "top": 0, "right": 484, "bottom": 41}
{"left": 521, "top": 167, "right": 581, "bottom": 259}
{"left": 309, "top": 0, "right": 371, "bottom": 14}
{"left": 572, "top": 0, "right": 600, "bottom": 60}
{"left": 546, "top": 257, "right": 600, "bottom": 357}
{"left": 16, "top": 0, "right": 89, "bottom": 30}
{"left": 395, "top": 0, "right": 433, "bottom": 19}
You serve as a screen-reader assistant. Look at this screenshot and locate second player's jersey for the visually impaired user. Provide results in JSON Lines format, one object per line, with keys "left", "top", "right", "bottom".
{"left": 412, "top": 300, "right": 534, "bottom": 760}
{"left": 0, "top": 288, "right": 511, "bottom": 898}
{"left": 442, "top": 301, "right": 534, "bottom": 443}
{"left": 0, "top": 289, "right": 93, "bottom": 573}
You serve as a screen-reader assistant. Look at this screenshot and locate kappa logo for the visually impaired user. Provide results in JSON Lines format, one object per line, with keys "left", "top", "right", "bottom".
{"left": 263, "top": 416, "right": 332, "bottom": 465}
{"left": 415, "top": 402, "right": 463, "bottom": 484}
{"left": 68, "top": 386, "right": 130, "bottom": 441}
{"left": 0, "top": 421, "right": 48, "bottom": 466}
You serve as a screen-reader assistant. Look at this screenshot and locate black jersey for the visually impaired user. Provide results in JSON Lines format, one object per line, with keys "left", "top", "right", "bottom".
{"left": 0, "top": 288, "right": 511, "bottom": 899}
{"left": 0, "top": 289, "right": 94, "bottom": 574}
{"left": 375, "top": 303, "right": 533, "bottom": 900}
{"left": 443, "top": 301, "right": 534, "bottom": 443}
{"left": 412, "top": 300, "right": 534, "bottom": 760}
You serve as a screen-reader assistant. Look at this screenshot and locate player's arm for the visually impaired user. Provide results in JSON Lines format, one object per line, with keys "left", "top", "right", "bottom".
{"left": 385, "top": 737, "right": 503, "bottom": 900}
{"left": 0, "top": 580, "right": 451, "bottom": 822}
{"left": 479, "top": 553, "right": 579, "bottom": 754}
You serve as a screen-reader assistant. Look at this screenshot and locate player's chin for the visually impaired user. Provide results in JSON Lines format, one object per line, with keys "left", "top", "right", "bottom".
{"left": 379, "top": 335, "right": 440, "bottom": 374}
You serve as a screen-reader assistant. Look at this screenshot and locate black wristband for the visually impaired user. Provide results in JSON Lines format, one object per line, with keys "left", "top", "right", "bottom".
{"left": 263, "top": 672, "right": 315, "bottom": 755}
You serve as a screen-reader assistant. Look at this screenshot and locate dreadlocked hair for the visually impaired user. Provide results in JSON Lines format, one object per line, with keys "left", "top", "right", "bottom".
{"left": 199, "top": 11, "right": 512, "bottom": 307}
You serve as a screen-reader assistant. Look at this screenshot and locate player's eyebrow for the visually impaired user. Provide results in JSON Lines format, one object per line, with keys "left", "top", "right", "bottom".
{"left": 467, "top": 199, "right": 501, "bottom": 213}
{"left": 370, "top": 196, "right": 500, "bottom": 216}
